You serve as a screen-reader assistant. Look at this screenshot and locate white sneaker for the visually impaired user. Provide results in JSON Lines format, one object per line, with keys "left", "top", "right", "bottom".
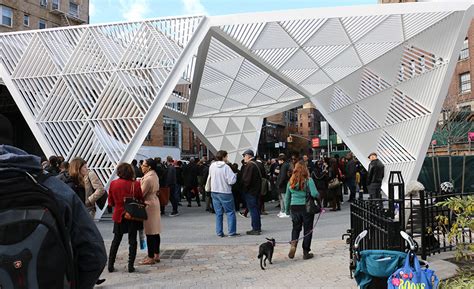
{"left": 277, "top": 212, "right": 283, "bottom": 217}
{"left": 281, "top": 213, "right": 290, "bottom": 218}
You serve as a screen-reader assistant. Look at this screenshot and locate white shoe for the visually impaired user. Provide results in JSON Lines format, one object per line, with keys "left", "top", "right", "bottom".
{"left": 277, "top": 212, "right": 283, "bottom": 217}
{"left": 281, "top": 213, "right": 290, "bottom": 218}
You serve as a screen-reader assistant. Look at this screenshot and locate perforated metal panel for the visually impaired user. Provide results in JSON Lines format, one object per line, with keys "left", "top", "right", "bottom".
{"left": 0, "top": 2, "right": 472, "bottom": 198}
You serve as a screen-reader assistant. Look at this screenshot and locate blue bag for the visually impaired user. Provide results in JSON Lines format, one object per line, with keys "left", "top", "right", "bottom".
{"left": 388, "top": 253, "right": 439, "bottom": 289}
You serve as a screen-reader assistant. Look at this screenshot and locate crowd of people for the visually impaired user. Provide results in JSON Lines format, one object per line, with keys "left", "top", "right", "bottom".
{"left": 34, "top": 146, "right": 386, "bottom": 273}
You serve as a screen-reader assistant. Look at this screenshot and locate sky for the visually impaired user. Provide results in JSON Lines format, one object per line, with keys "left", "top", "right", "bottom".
{"left": 89, "top": 0, "right": 377, "bottom": 24}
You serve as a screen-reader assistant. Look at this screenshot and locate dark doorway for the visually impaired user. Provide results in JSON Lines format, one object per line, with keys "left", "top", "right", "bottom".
{"left": 0, "top": 85, "right": 44, "bottom": 158}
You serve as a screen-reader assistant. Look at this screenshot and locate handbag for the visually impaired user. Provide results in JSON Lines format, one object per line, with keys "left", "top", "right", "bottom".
{"left": 158, "top": 187, "right": 170, "bottom": 206}
{"left": 252, "top": 161, "right": 269, "bottom": 196}
{"left": 328, "top": 177, "right": 341, "bottom": 189}
{"left": 123, "top": 182, "right": 148, "bottom": 222}
{"left": 305, "top": 181, "right": 321, "bottom": 215}
{"left": 205, "top": 174, "right": 211, "bottom": 192}
{"left": 387, "top": 253, "right": 439, "bottom": 289}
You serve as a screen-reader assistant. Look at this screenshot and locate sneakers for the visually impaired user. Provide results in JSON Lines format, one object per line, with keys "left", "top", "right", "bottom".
{"left": 238, "top": 212, "right": 248, "bottom": 218}
{"left": 228, "top": 233, "right": 241, "bottom": 237}
{"left": 303, "top": 251, "right": 314, "bottom": 260}
{"left": 217, "top": 233, "right": 227, "bottom": 238}
{"left": 278, "top": 212, "right": 290, "bottom": 218}
{"left": 261, "top": 211, "right": 268, "bottom": 215}
{"left": 246, "top": 230, "right": 261, "bottom": 235}
{"left": 170, "top": 212, "right": 179, "bottom": 217}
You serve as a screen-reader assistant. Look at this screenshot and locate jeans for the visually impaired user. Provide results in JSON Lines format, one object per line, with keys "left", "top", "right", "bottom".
{"left": 347, "top": 178, "right": 356, "bottom": 201}
{"left": 244, "top": 193, "right": 261, "bottom": 231}
{"left": 211, "top": 192, "right": 237, "bottom": 236}
{"left": 278, "top": 187, "right": 286, "bottom": 213}
{"left": 169, "top": 184, "right": 178, "bottom": 213}
{"left": 290, "top": 207, "right": 315, "bottom": 252}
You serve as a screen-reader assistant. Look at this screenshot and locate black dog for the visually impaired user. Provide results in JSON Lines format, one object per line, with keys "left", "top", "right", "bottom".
{"left": 258, "top": 238, "right": 275, "bottom": 270}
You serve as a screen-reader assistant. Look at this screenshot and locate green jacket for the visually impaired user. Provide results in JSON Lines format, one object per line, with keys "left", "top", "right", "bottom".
{"left": 285, "top": 178, "right": 319, "bottom": 215}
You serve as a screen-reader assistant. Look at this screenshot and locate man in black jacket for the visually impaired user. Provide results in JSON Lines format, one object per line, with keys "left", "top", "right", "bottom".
{"left": 367, "top": 152, "right": 385, "bottom": 200}
{"left": 346, "top": 153, "right": 357, "bottom": 202}
{"left": 241, "top": 149, "right": 262, "bottom": 235}
{"left": 183, "top": 158, "right": 201, "bottom": 207}
{"left": 275, "top": 153, "right": 291, "bottom": 218}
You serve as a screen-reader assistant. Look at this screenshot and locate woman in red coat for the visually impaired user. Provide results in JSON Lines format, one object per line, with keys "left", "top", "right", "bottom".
{"left": 107, "top": 163, "right": 143, "bottom": 273}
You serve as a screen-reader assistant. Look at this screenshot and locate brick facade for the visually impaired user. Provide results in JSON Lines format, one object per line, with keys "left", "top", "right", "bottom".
{"left": 0, "top": 0, "right": 88, "bottom": 32}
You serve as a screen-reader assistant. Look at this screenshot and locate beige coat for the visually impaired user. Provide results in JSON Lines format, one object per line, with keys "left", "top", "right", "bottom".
{"left": 141, "top": 170, "right": 161, "bottom": 235}
{"left": 84, "top": 171, "right": 106, "bottom": 218}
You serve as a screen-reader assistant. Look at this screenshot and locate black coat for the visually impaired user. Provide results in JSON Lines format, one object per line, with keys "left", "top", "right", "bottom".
{"left": 367, "top": 159, "right": 384, "bottom": 185}
{"left": 183, "top": 162, "right": 199, "bottom": 187}
{"left": 276, "top": 161, "right": 290, "bottom": 189}
{"left": 241, "top": 160, "right": 263, "bottom": 196}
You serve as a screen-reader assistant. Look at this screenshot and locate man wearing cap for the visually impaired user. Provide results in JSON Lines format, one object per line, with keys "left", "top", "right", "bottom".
{"left": 275, "top": 153, "right": 291, "bottom": 218}
{"left": 241, "top": 149, "right": 263, "bottom": 235}
{"left": 367, "top": 152, "right": 385, "bottom": 201}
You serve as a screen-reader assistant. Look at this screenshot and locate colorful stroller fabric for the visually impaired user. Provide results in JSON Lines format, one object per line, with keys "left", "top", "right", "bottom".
{"left": 354, "top": 250, "right": 407, "bottom": 289}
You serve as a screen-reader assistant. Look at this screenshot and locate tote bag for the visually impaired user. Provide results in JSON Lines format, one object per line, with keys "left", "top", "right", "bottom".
{"left": 388, "top": 253, "right": 439, "bottom": 289}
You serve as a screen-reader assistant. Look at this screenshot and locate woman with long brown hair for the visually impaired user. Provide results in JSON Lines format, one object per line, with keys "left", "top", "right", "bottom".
{"left": 284, "top": 161, "right": 319, "bottom": 260}
{"left": 67, "top": 157, "right": 105, "bottom": 218}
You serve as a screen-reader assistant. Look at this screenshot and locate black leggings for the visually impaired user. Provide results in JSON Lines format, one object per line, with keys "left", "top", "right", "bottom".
{"left": 146, "top": 234, "right": 161, "bottom": 258}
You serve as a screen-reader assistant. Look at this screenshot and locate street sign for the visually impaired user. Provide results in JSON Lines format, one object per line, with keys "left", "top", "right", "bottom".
{"left": 312, "top": 137, "right": 320, "bottom": 148}
{"left": 320, "top": 121, "right": 328, "bottom": 140}
{"left": 468, "top": 132, "right": 474, "bottom": 141}
{"left": 336, "top": 134, "right": 342, "bottom": 144}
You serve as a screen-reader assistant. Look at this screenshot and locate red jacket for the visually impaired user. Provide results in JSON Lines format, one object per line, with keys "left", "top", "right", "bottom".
{"left": 108, "top": 179, "right": 143, "bottom": 223}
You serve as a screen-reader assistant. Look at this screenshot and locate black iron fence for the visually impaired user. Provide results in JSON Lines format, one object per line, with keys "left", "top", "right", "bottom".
{"left": 405, "top": 190, "right": 474, "bottom": 259}
{"left": 347, "top": 171, "right": 473, "bottom": 260}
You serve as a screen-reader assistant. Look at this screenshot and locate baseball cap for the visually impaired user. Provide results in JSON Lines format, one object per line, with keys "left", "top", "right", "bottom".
{"left": 242, "top": 149, "right": 254, "bottom": 157}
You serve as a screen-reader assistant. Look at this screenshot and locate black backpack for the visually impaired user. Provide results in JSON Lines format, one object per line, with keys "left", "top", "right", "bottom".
{"left": 0, "top": 168, "right": 76, "bottom": 289}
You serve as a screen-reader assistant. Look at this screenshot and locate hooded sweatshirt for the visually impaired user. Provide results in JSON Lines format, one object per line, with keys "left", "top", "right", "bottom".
{"left": 209, "top": 161, "right": 237, "bottom": 194}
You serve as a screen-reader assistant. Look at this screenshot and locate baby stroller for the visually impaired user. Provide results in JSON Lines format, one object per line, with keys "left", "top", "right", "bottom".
{"left": 351, "top": 230, "right": 429, "bottom": 289}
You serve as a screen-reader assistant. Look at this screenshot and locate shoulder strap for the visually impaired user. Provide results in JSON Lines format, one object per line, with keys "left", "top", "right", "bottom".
{"left": 251, "top": 161, "right": 263, "bottom": 179}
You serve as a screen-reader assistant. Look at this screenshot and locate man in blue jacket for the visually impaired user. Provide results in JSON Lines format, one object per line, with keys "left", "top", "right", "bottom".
{"left": 0, "top": 114, "right": 107, "bottom": 289}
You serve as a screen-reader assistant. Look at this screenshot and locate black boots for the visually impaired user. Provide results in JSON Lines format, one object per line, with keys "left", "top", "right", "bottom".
{"left": 303, "top": 250, "right": 314, "bottom": 260}
{"left": 108, "top": 239, "right": 120, "bottom": 273}
{"left": 128, "top": 242, "right": 137, "bottom": 273}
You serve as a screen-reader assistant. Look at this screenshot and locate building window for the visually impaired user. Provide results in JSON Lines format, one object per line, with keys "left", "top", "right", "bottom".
{"left": 39, "top": 19, "right": 46, "bottom": 29}
{"left": 0, "top": 5, "right": 13, "bottom": 27}
{"left": 52, "top": 0, "right": 60, "bottom": 10}
{"left": 459, "top": 72, "right": 471, "bottom": 94}
{"left": 69, "top": 2, "right": 79, "bottom": 17}
{"left": 145, "top": 131, "right": 152, "bottom": 141}
{"left": 23, "top": 14, "right": 29, "bottom": 26}
{"left": 40, "top": 0, "right": 48, "bottom": 7}
{"left": 163, "top": 118, "right": 179, "bottom": 147}
{"left": 308, "top": 122, "right": 311, "bottom": 128}
{"left": 459, "top": 38, "right": 469, "bottom": 60}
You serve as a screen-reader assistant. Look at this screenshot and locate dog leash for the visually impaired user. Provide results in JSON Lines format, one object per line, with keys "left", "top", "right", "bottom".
{"left": 274, "top": 209, "right": 325, "bottom": 245}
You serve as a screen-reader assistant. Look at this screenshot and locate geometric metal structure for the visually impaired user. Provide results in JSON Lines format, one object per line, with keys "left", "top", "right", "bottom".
{"left": 1, "top": 2, "right": 472, "bottom": 192}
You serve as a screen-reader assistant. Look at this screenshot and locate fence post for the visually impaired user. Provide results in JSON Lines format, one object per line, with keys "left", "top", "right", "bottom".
{"left": 420, "top": 190, "right": 427, "bottom": 260}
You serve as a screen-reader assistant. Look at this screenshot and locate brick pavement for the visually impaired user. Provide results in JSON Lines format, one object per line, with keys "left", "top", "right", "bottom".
{"left": 98, "top": 238, "right": 357, "bottom": 289}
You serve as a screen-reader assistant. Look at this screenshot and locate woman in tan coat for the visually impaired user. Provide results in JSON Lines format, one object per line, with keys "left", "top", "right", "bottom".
{"left": 68, "top": 157, "right": 106, "bottom": 219}
{"left": 139, "top": 158, "right": 162, "bottom": 265}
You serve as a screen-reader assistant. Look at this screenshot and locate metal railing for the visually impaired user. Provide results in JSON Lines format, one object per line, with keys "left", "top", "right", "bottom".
{"left": 405, "top": 190, "right": 474, "bottom": 259}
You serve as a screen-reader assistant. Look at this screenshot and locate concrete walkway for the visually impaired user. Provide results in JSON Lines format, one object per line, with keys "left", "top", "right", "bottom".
{"left": 95, "top": 199, "right": 458, "bottom": 288}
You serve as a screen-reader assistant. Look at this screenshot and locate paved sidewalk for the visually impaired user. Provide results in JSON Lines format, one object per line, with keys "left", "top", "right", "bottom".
{"left": 97, "top": 201, "right": 357, "bottom": 289}
{"left": 98, "top": 239, "right": 357, "bottom": 289}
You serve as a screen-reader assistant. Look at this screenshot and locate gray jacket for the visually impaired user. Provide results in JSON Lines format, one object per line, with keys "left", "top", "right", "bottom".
{"left": 0, "top": 145, "right": 107, "bottom": 289}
